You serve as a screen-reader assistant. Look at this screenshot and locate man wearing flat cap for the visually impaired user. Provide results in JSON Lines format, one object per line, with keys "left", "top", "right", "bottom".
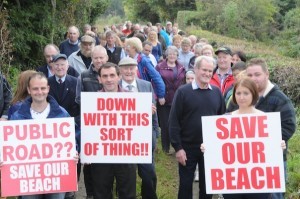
{"left": 210, "top": 46, "right": 234, "bottom": 95}
{"left": 118, "top": 57, "right": 159, "bottom": 199}
{"left": 68, "top": 35, "right": 95, "bottom": 74}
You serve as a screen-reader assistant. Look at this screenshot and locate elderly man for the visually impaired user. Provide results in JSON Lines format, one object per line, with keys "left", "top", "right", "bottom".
{"left": 169, "top": 56, "right": 226, "bottom": 199}
{"left": 37, "top": 44, "right": 79, "bottom": 78}
{"left": 59, "top": 26, "right": 80, "bottom": 57}
{"left": 68, "top": 35, "right": 95, "bottom": 74}
{"left": 48, "top": 54, "right": 80, "bottom": 124}
{"left": 210, "top": 46, "right": 234, "bottom": 95}
{"left": 118, "top": 57, "right": 159, "bottom": 199}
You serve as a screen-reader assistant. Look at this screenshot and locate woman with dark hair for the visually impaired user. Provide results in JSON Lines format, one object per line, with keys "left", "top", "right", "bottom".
{"left": 232, "top": 50, "right": 247, "bottom": 64}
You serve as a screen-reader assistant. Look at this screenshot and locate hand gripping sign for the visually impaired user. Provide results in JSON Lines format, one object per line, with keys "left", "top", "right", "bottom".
{"left": 202, "top": 113, "right": 285, "bottom": 194}
{"left": 80, "top": 92, "right": 152, "bottom": 164}
{"left": 0, "top": 118, "right": 77, "bottom": 197}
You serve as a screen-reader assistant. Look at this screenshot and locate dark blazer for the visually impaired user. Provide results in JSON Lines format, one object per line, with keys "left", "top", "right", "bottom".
{"left": 48, "top": 75, "right": 80, "bottom": 125}
{"left": 37, "top": 64, "right": 79, "bottom": 78}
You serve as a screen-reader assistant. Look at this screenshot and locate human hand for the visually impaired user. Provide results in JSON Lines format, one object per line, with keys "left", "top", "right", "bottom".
{"left": 281, "top": 140, "right": 286, "bottom": 150}
{"left": 200, "top": 143, "right": 205, "bottom": 153}
{"left": 176, "top": 149, "right": 187, "bottom": 166}
{"left": 0, "top": 118, "right": 8, "bottom": 121}
{"left": 152, "top": 103, "right": 157, "bottom": 114}
{"left": 158, "top": 98, "right": 165, "bottom": 106}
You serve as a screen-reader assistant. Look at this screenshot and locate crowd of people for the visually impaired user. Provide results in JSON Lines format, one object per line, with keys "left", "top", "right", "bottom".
{"left": 0, "top": 20, "right": 296, "bottom": 199}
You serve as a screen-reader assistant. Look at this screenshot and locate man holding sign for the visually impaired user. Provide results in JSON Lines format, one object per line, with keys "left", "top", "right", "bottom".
{"left": 7, "top": 72, "right": 77, "bottom": 198}
{"left": 90, "top": 62, "right": 136, "bottom": 199}
{"left": 169, "top": 56, "right": 226, "bottom": 199}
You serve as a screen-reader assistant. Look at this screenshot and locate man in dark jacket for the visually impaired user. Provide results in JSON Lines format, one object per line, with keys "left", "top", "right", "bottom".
{"left": 246, "top": 58, "right": 296, "bottom": 199}
{"left": 0, "top": 72, "right": 12, "bottom": 120}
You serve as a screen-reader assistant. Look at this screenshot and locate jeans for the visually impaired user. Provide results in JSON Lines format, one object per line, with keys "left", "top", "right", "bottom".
{"left": 22, "top": 193, "right": 65, "bottom": 199}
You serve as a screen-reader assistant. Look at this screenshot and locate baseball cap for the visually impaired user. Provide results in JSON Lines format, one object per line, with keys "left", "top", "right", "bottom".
{"left": 215, "top": 46, "right": 233, "bottom": 56}
{"left": 52, "top": 54, "right": 67, "bottom": 62}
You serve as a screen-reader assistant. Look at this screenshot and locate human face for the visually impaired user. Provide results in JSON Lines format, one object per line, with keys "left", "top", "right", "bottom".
{"left": 68, "top": 27, "right": 79, "bottom": 43}
{"left": 185, "top": 73, "right": 195, "bottom": 84}
{"left": 106, "top": 35, "right": 115, "bottom": 47}
{"left": 44, "top": 46, "right": 58, "bottom": 65}
{"left": 202, "top": 49, "right": 213, "bottom": 57}
{"left": 125, "top": 44, "right": 137, "bottom": 58}
{"left": 194, "top": 49, "right": 202, "bottom": 57}
{"left": 232, "top": 69, "right": 242, "bottom": 82}
{"left": 99, "top": 67, "right": 120, "bottom": 92}
{"left": 217, "top": 52, "right": 232, "bottom": 71}
{"left": 27, "top": 77, "right": 49, "bottom": 104}
{"left": 172, "top": 27, "right": 178, "bottom": 35}
{"left": 81, "top": 42, "right": 94, "bottom": 57}
{"left": 167, "top": 51, "right": 178, "bottom": 64}
{"left": 181, "top": 44, "right": 191, "bottom": 53}
{"left": 246, "top": 65, "right": 269, "bottom": 94}
{"left": 173, "top": 39, "right": 181, "bottom": 49}
{"left": 232, "top": 54, "right": 241, "bottom": 65}
{"left": 92, "top": 49, "right": 108, "bottom": 71}
{"left": 194, "top": 59, "right": 214, "bottom": 88}
{"left": 143, "top": 44, "right": 152, "bottom": 56}
{"left": 53, "top": 59, "right": 69, "bottom": 78}
{"left": 148, "top": 31, "right": 156, "bottom": 41}
{"left": 120, "top": 65, "right": 137, "bottom": 84}
{"left": 235, "top": 85, "right": 253, "bottom": 108}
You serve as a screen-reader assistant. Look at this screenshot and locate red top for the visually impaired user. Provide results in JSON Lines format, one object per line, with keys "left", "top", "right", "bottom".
{"left": 210, "top": 72, "right": 234, "bottom": 95}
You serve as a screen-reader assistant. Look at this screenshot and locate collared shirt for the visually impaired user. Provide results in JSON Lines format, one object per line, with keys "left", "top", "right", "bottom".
{"left": 122, "top": 80, "right": 138, "bottom": 92}
{"left": 47, "top": 65, "right": 54, "bottom": 77}
{"left": 262, "top": 80, "right": 275, "bottom": 97}
{"left": 192, "top": 80, "right": 212, "bottom": 90}
{"left": 107, "top": 45, "right": 126, "bottom": 60}
{"left": 217, "top": 68, "right": 232, "bottom": 87}
{"left": 55, "top": 75, "right": 66, "bottom": 83}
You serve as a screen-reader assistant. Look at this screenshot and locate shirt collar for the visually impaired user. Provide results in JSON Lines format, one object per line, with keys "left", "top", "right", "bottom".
{"left": 262, "top": 80, "right": 274, "bottom": 97}
{"left": 55, "top": 75, "right": 66, "bottom": 83}
{"left": 192, "top": 80, "right": 212, "bottom": 90}
{"left": 217, "top": 68, "right": 232, "bottom": 75}
{"left": 121, "top": 80, "right": 137, "bottom": 91}
{"left": 47, "top": 65, "right": 54, "bottom": 77}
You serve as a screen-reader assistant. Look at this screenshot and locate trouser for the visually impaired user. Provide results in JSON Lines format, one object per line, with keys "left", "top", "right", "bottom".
{"left": 178, "top": 147, "right": 212, "bottom": 199}
{"left": 21, "top": 193, "right": 65, "bottom": 199}
{"left": 223, "top": 193, "right": 269, "bottom": 199}
{"left": 157, "top": 104, "right": 171, "bottom": 153}
{"left": 138, "top": 163, "right": 158, "bottom": 199}
{"left": 91, "top": 163, "right": 136, "bottom": 199}
{"left": 83, "top": 164, "right": 93, "bottom": 197}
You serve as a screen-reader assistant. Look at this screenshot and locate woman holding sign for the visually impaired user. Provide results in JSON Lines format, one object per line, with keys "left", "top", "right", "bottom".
{"left": 201, "top": 77, "right": 286, "bottom": 199}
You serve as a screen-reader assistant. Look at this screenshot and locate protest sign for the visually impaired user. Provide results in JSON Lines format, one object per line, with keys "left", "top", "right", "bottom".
{"left": 80, "top": 92, "right": 152, "bottom": 163}
{"left": 0, "top": 118, "right": 77, "bottom": 197}
{"left": 202, "top": 112, "right": 285, "bottom": 194}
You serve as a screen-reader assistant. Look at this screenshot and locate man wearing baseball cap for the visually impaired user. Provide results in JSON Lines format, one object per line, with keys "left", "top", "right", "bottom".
{"left": 118, "top": 57, "right": 159, "bottom": 199}
{"left": 210, "top": 46, "right": 234, "bottom": 95}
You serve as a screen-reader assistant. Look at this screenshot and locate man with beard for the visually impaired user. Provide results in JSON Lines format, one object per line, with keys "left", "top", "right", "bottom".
{"left": 68, "top": 35, "right": 95, "bottom": 74}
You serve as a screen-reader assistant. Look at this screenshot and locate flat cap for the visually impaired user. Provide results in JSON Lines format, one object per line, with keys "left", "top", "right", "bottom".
{"left": 52, "top": 53, "right": 67, "bottom": 62}
{"left": 81, "top": 35, "right": 95, "bottom": 43}
{"left": 215, "top": 46, "right": 232, "bottom": 56}
{"left": 118, "top": 57, "right": 138, "bottom": 66}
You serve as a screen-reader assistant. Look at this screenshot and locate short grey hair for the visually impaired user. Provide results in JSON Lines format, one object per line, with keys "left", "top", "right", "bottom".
{"left": 165, "top": 45, "right": 179, "bottom": 57}
{"left": 195, "top": 56, "right": 216, "bottom": 69}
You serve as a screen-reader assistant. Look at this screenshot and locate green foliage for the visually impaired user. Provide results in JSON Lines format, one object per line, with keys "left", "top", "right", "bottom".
{"left": 270, "top": 65, "right": 300, "bottom": 106}
{"left": 3, "top": 0, "right": 109, "bottom": 70}
{"left": 218, "top": 1, "right": 240, "bottom": 38}
{"left": 123, "top": 0, "right": 196, "bottom": 24}
{"left": 276, "top": 7, "right": 300, "bottom": 58}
